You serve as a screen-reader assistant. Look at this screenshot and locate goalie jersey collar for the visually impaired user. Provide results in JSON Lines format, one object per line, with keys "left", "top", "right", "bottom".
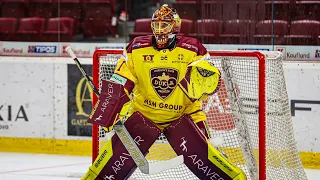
{"left": 128, "top": 35, "right": 178, "bottom": 52}
{"left": 128, "top": 35, "right": 205, "bottom": 55}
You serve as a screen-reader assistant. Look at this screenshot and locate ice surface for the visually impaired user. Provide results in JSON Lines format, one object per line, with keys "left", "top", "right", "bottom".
{"left": 0, "top": 152, "right": 318, "bottom": 180}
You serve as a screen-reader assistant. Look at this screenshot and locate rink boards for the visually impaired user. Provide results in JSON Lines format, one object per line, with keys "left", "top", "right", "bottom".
{"left": 0, "top": 56, "right": 319, "bottom": 169}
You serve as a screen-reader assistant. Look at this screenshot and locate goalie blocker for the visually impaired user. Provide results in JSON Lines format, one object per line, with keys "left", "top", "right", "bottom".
{"left": 83, "top": 113, "right": 246, "bottom": 179}
{"left": 88, "top": 79, "right": 131, "bottom": 131}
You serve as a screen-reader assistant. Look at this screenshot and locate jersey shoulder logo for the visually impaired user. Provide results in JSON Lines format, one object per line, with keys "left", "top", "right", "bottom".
{"left": 150, "top": 68, "right": 178, "bottom": 100}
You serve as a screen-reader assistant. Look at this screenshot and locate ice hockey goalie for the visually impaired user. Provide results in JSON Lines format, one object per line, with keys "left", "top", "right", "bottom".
{"left": 82, "top": 4, "right": 247, "bottom": 180}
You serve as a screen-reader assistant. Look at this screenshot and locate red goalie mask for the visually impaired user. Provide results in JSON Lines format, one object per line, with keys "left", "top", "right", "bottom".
{"left": 151, "top": 4, "right": 181, "bottom": 49}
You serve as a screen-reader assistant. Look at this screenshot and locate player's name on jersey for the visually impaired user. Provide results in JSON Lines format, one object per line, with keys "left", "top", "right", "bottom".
{"left": 144, "top": 99, "right": 183, "bottom": 112}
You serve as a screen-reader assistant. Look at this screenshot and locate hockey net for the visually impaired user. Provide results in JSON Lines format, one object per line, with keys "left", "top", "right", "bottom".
{"left": 92, "top": 49, "right": 307, "bottom": 180}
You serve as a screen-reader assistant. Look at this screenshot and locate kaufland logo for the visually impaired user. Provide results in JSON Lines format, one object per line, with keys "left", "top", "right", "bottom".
{"left": 28, "top": 45, "right": 57, "bottom": 53}
{"left": 3, "top": 48, "right": 23, "bottom": 54}
{"left": 315, "top": 50, "right": 320, "bottom": 58}
{"left": 63, "top": 46, "right": 90, "bottom": 55}
{"left": 276, "top": 47, "right": 286, "bottom": 58}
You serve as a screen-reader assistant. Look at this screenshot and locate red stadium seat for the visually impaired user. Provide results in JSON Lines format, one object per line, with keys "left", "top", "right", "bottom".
{"left": 254, "top": 20, "right": 288, "bottom": 45}
{"left": 14, "top": 17, "right": 45, "bottom": 41}
{"left": 42, "top": 17, "right": 74, "bottom": 42}
{"left": 285, "top": 20, "right": 320, "bottom": 45}
{"left": 29, "top": 0, "right": 55, "bottom": 18}
{"left": 172, "top": 1, "right": 197, "bottom": 21}
{"left": 82, "top": 18, "right": 114, "bottom": 38}
{"left": 0, "top": 0, "right": 29, "bottom": 18}
{"left": 129, "top": 18, "right": 152, "bottom": 41}
{"left": 59, "top": 0, "right": 83, "bottom": 34}
{"left": 0, "top": 18, "right": 18, "bottom": 41}
{"left": 189, "top": 19, "right": 223, "bottom": 44}
{"left": 82, "top": 0, "right": 116, "bottom": 38}
{"left": 179, "top": 19, "right": 193, "bottom": 36}
{"left": 220, "top": 19, "right": 256, "bottom": 44}
{"left": 84, "top": 0, "right": 113, "bottom": 18}
{"left": 222, "top": 0, "right": 238, "bottom": 20}
{"left": 265, "top": 0, "right": 293, "bottom": 21}
{"left": 293, "top": 0, "right": 320, "bottom": 21}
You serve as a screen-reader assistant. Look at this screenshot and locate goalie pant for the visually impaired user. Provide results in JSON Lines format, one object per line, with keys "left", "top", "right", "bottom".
{"left": 81, "top": 113, "right": 246, "bottom": 180}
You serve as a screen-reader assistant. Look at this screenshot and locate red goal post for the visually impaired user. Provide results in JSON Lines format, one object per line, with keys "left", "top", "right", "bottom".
{"left": 91, "top": 49, "right": 307, "bottom": 180}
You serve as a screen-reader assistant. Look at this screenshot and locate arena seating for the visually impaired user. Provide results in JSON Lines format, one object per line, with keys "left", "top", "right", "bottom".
{"left": 172, "top": 1, "right": 197, "bottom": 21}
{"left": 254, "top": 20, "right": 288, "bottom": 45}
{"left": 14, "top": 17, "right": 46, "bottom": 41}
{"left": 0, "top": 18, "right": 18, "bottom": 41}
{"left": 285, "top": 20, "right": 320, "bottom": 45}
{"left": 0, "top": 0, "right": 319, "bottom": 44}
{"left": 28, "top": 0, "right": 55, "bottom": 19}
{"left": 188, "top": 19, "right": 223, "bottom": 44}
{"left": 129, "top": 18, "right": 153, "bottom": 41}
{"left": 178, "top": 19, "right": 193, "bottom": 36}
{"left": 82, "top": 0, "right": 115, "bottom": 38}
{"left": 220, "top": 19, "right": 256, "bottom": 44}
{"left": 59, "top": 0, "right": 83, "bottom": 34}
{"left": 0, "top": 0, "right": 28, "bottom": 18}
{"left": 265, "top": 0, "right": 293, "bottom": 21}
{"left": 294, "top": 0, "right": 320, "bottom": 20}
{"left": 41, "top": 17, "right": 74, "bottom": 42}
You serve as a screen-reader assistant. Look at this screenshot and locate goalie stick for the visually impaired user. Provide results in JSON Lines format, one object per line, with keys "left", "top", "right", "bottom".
{"left": 65, "top": 46, "right": 184, "bottom": 175}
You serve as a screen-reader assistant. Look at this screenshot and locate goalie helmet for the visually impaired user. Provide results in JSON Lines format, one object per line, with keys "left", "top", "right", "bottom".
{"left": 151, "top": 4, "right": 181, "bottom": 49}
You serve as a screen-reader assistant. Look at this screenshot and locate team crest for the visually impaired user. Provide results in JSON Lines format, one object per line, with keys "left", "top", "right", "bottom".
{"left": 150, "top": 68, "right": 178, "bottom": 100}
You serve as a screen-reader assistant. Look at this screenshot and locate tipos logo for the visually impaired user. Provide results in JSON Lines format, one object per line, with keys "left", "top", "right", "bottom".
{"left": 75, "top": 77, "right": 93, "bottom": 117}
{"left": 150, "top": 68, "right": 178, "bottom": 100}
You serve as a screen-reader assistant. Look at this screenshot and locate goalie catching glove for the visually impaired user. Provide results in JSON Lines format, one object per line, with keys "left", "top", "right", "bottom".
{"left": 88, "top": 79, "right": 131, "bottom": 132}
{"left": 179, "top": 59, "right": 221, "bottom": 101}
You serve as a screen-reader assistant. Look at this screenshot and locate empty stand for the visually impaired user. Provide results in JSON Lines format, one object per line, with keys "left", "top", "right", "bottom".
{"left": 14, "top": 17, "right": 45, "bottom": 41}
{"left": 29, "top": 0, "right": 55, "bottom": 18}
{"left": 254, "top": 20, "right": 288, "bottom": 45}
{"left": 59, "top": 0, "right": 83, "bottom": 34}
{"left": 293, "top": 0, "right": 320, "bottom": 21}
{"left": 42, "top": 17, "right": 74, "bottom": 42}
{"left": 285, "top": 20, "right": 320, "bottom": 45}
{"left": 82, "top": 0, "right": 115, "bottom": 38}
{"left": 189, "top": 19, "right": 223, "bottom": 44}
{"left": 178, "top": 19, "right": 193, "bottom": 36}
{"left": 172, "top": 1, "right": 197, "bottom": 21}
{"left": 0, "top": 18, "right": 18, "bottom": 41}
{"left": 222, "top": 0, "right": 238, "bottom": 20}
{"left": 129, "top": 18, "right": 152, "bottom": 41}
{"left": 265, "top": 0, "right": 293, "bottom": 21}
{"left": 0, "top": 0, "right": 29, "bottom": 18}
{"left": 220, "top": 19, "right": 256, "bottom": 44}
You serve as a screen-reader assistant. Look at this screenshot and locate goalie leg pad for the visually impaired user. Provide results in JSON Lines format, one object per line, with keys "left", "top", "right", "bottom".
{"left": 164, "top": 115, "right": 246, "bottom": 180}
{"left": 82, "top": 112, "right": 161, "bottom": 180}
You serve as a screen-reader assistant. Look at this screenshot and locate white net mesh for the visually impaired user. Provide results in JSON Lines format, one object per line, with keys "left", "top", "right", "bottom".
{"left": 93, "top": 50, "right": 307, "bottom": 180}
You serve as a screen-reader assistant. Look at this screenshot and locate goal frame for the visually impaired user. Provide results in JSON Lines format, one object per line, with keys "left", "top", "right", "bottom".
{"left": 92, "top": 49, "right": 266, "bottom": 180}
